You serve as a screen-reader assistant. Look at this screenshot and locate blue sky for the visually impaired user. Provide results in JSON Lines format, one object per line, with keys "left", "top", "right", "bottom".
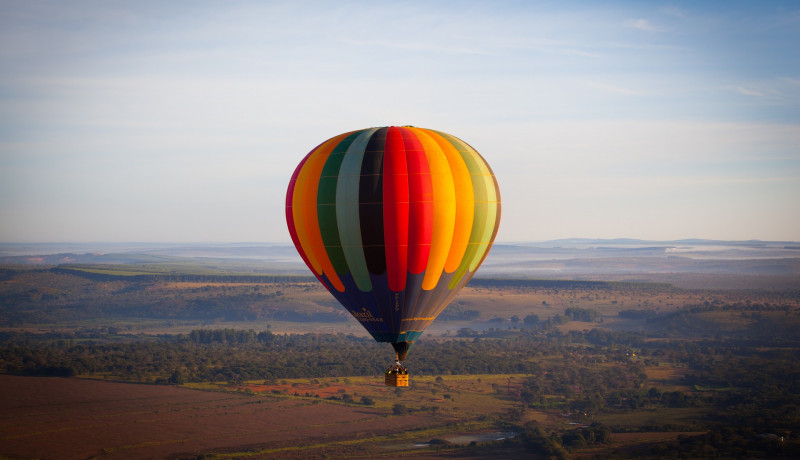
{"left": 1, "top": 0, "right": 798, "bottom": 242}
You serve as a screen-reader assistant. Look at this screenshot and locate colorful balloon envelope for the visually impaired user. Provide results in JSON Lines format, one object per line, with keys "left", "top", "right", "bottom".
{"left": 286, "top": 126, "right": 501, "bottom": 361}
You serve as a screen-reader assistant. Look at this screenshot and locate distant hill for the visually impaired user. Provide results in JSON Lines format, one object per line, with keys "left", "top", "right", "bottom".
{"left": 1, "top": 240, "right": 798, "bottom": 289}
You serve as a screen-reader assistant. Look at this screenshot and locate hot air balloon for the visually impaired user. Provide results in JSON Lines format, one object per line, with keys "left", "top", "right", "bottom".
{"left": 286, "top": 126, "right": 500, "bottom": 386}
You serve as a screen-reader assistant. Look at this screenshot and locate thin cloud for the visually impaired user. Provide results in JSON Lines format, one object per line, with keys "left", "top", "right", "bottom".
{"left": 727, "top": 79, "right": 800, "bottom": 105}
{"left": 626, "top": 18, "right": 658, "bottom": 32}
{"left": 734, "top": 86, "right": 765, "bottom": 97}
{"left": 660, "top": 6, "right": 688, "bottom": 18}
{"left": 478, "top": 36, "right": 606, "bottom": 58}
{"left": 340, "top": 38, "right": 487, "bottom": 55}
{"left": 585, "top": 81, "right": 642, "bottom": 95}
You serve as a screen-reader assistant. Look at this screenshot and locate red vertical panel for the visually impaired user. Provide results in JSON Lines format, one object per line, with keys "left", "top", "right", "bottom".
{"left": 401, "top": 127, "right": 433, "bottom": 274}
{"left": 383, "top": 127, "right": 409, "bottom": 292}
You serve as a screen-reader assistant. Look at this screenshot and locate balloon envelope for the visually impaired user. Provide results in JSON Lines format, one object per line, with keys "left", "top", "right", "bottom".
{"left": 286, "top": 126, "right": 500, "bottom": 359}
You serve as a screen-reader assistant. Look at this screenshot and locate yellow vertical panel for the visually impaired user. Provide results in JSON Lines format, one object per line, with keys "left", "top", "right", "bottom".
{"left": 420, "top": 129, "right": 474, "bottom": 274}
{"left": 408, "top": 128, "right": 456, "bottom": 290}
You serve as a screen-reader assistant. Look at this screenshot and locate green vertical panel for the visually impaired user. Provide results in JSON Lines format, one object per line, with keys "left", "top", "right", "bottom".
{"left": 318, "top": 132, "right": 360, "bottom": 275}
{"left": 466, "top": 156, "right": 500, "bottom": 271}
{"left": 337, "top": 128, "right": 377, "bottom": 292}
{"left": 470, "top": 201, "right": 498, "bottom": 271}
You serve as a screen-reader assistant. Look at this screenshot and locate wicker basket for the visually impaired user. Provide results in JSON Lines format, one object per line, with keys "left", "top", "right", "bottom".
{"left": 385, "top": 372, "right": 409, "bottom": 387}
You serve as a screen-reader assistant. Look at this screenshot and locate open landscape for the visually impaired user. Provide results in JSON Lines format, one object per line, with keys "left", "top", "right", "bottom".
{"left": 1, "top": 241, "right": 799, "bottom": 459}
{"left": 4, "top": 1, "right": 799, "bottom": 458}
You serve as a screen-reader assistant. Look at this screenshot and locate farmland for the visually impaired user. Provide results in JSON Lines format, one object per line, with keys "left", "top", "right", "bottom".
{"left": 2, "top": 333, "right": 797, "bottom": 459}
{"left": 0, "top": 374, "right": 446, "bottom": 459}
{"left": 0, "top": 369, "right": 704, "bottom": 460}
{"left": 0, "top": 241, "right": 799, "bottom": 459}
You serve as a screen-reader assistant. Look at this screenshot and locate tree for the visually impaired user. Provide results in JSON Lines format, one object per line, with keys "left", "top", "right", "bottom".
{"left": 524, "top": 314, "right": 540, "bottom": 325}
{"left": 168, "top": 369, "right": 185, "bottom": 385}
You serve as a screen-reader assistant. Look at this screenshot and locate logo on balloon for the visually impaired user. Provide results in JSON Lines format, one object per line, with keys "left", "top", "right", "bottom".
{"left": 351, "top": 308, "right": 385, "bottom": 323}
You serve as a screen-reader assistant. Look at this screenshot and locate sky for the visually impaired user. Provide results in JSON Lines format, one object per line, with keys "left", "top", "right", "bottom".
{"left": 1, "top": 0, "right": 798, "bottom": 243}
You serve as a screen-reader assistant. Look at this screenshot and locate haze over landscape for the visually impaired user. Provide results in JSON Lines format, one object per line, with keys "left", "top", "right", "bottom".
{"left": 1, "top": 0, "right": 799, "bottom": 243}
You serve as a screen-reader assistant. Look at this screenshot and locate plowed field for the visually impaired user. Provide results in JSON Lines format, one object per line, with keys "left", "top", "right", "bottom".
{"left": 0, "top": 375, "right": 437, "bottom": 459}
